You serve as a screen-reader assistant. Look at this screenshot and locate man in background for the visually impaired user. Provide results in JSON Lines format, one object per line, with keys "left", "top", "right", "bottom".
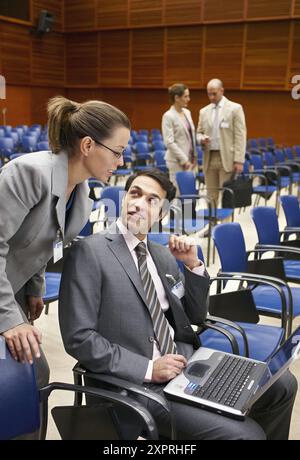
{"left": 197, "top": 79, "right": 246, "bottom": 206}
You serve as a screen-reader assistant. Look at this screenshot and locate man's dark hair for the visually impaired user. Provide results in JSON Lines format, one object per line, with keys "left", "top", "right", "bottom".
{"left": 125, "top": 169, "right": 176, "bottom": 203}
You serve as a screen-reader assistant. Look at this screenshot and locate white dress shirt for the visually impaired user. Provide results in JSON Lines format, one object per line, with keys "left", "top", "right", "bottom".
{"left": 210, "top": 96, "right": 224, "bottom": 151}
{"left": 116, "top": 219, "right": 205, "bottom": 381}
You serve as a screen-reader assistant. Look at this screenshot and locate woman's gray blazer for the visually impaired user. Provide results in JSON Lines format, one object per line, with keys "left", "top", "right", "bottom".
{"left": 0, "top": 150, "right": 93, "bottom": 333}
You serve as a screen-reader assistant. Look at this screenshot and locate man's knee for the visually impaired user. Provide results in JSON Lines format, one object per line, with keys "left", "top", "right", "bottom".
{"left": 234, "top": 418, "right": 266, "bottom": 440}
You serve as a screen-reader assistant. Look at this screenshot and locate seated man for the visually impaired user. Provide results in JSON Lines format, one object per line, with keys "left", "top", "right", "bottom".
{"left": 59, "top": 169, "right": 297, "bottom": 440}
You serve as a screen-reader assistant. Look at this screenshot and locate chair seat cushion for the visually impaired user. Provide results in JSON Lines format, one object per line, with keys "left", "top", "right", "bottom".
{"left": 200, "top": 322, "right": 284, "bottom": 362}
{"left": 284, "top": 260, "right": 300, "bottom": 280}
{"left": 252, "top": 285, "right": 300, "bottom": 318}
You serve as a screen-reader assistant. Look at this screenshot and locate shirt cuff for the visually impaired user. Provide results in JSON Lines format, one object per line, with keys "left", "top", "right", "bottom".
{"left": 144, "top": 360, "right": 154, "bottom": 382}
{"left": 186, "top": 262, "right": 206, "bottom": 277}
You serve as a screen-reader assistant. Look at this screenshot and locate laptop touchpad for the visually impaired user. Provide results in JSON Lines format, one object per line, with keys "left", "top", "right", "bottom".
{"left": 185, "top": 362, "right": 210, "bottom": 378}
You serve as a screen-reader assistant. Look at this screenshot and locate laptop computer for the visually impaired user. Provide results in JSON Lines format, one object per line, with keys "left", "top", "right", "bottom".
{"left": 164, "top": 326, "right": 300, "bottom": 420}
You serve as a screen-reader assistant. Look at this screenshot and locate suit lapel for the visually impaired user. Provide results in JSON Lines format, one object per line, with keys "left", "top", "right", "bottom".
{"left": 172, "top": 106, "right": 190, "bottom": 141}
{"left": 218, "top": 96, "right": 228, "bottom": 125}
{"left": 207, "top": 104, "right": 214, "bottom": 130}
{"left": 51, "top": 151, "right": 69, "bottom": 238}
{"left": 65, "top": 182, "right": 93, "bottom": 240}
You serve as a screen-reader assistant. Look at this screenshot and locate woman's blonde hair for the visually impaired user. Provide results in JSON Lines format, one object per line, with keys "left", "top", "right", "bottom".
{"left": 47, "top": 96, "right": 131, "bottom": 155}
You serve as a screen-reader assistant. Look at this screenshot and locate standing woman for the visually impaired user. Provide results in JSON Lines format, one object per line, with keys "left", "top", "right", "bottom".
{"left": 162, "top": 83, "right": 197, "bottom": 191}
{"left": 0, "top": 96, "right": 130, "bottom": 390}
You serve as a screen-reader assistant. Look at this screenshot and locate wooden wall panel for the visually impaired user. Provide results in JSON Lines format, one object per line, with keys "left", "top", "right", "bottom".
{"left": 290, "top": 21, "right": 300, "bottom": 82}
{"left": 132, "top": 29, "right": 164, "bottom": 86}
{"left": 203, "top": 0, "right": 245, "bottom": 22}
{"left": 32, "top": 0, "right": 63, "bottom": 32}
{"left": 0, "top": 86, "right": 31, "bottom": 126}
{"left": 32, "top": 33, "right": 64, "bottom": 86}
{"left": 247, "top": 0, "right": 292, "bottom": 19}
{"left": 243, "top": 22, "right": 290, "bottom": 88}
{"left": 97, "top": 0, "right": 128, "bottom": 29}
{"left": 164, "top": 0, "right": 202, "bottom": 25}
{"left": 64, "top": 0, "right": 96, "bottom": 31}
{"left": 65, "top": 33, "right": 98, "bottom": 85}
{"left": 129, "top": 0, "right": 163, "bottom": 27}
{"left": 166, "top": 26, "right": 203, "bottom": 87}
{"left": 1, "top": 23, "right": 31, "bottom": 85}
{"left": 295, "top": 1, "right": 300, "bottom": 16}
{"left": 31, "top": 86, "right": 65, "bottom": 123}
{"left": 99, "top": 30, "right": 130, "bottom": 86}
{"left": 203, "top": 24, "right": 244, "bottom": 88}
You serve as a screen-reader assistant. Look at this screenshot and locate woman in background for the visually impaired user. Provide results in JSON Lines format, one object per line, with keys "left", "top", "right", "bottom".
{"left": 162, "top": 83, "right": 197, "bottom": 192}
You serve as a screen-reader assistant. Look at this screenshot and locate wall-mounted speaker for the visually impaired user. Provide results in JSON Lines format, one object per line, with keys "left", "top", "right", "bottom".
{"left": 36, "top": 10, "right": 54, "bottom": 35}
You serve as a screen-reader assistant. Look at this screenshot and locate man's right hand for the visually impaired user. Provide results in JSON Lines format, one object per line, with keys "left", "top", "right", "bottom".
{"left": 183, "top": 161, "right": 192, "bottom": 171}
{"left": 201, "top": 135, "right": 210, "bottom": 145}
{"left": 2, "top": 323, "right": 42, "bottom": 364}
{"left": 152, "top": 354, "right": 187, "bottom": 383}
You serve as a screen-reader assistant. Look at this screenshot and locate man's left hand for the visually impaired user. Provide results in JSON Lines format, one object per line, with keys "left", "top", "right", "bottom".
{"left": 233, "top": 162, "right": 244, "bottom": 174}
{"left": 26, "top": 296, "right": 44, "bottom": 323}
{"left": 169, "top": 235, "right": 201, "bottom": 270}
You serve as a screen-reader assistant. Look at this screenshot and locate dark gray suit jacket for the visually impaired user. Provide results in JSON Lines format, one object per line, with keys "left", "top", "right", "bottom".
{"left": 59, "top": 224, "right": 210, "bottom": 385}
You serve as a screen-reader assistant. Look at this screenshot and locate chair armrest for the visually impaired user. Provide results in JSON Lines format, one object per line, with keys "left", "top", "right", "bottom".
{"left": 72, "top": 365, "right": 176, "bottom": 440}
{"left": 255, "top": 244, "right": 300, "bottom": 256}
{"left": 197, "top": 320, "right": 240, "bottom": 355}
{"left": 281, "top": 228, "right": 300, "bottom": 234}
{"left": 205, "top": 314, "right": 250, "bottom": 358}
{"left": 211, "top": 272, "right": 291, "bottom": 336}
{"left": 39, "top": 382, "right": 159, "bottom": 440}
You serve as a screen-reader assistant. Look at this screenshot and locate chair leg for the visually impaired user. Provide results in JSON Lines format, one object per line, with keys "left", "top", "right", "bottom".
{"left": 73, "top": 372, "right": 83, "bottom": 406}
{"left": 39, "top": 400, "right": 49, "bottom": 440}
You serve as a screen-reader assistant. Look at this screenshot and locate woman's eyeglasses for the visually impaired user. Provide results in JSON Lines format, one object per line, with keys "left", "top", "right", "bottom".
{"left": 94, "top": 140, "right": 125, "bottom": 159}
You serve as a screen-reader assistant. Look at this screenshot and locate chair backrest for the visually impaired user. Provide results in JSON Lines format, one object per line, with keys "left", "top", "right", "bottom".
{"left": 250, "top": 154, "right": 264, "bottom": 171}
{"left": 213, "top": 223, "right": 248, "bottom": 273}
{"left": 251, "top": 206, "right": 280, "bottom": 245}
{"left": 274, "top": 149, "right": 285, "bottom": 163}
{"left": 263, "top": 151, "right": 275, "bottom": 167}
{"left": 135, "top": 142, "right": 149, "bottom": 154}
{"left": 280, "top": 195, "right": 300, "bottom": 227}
{"left": 154, "top": 150, "right": 166, "bottom": 165}
{"left": 100, "top": 186, "right": 125, "bottom": 223}
{"left": 152, "top": 140, "right": 166, "bottom": 151}
{"left": 37, "top": 141, "right": 49, "bottom": 151}
{"left": 176, "top": 171, "right": 196, "bottom": 195}
{"left": 0, "top": 338, "right": 40, "bottom": 440}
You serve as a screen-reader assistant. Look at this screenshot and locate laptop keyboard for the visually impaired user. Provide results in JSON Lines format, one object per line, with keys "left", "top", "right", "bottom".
{"left": 189, "top": 355, "right": 257, "bottom": 407}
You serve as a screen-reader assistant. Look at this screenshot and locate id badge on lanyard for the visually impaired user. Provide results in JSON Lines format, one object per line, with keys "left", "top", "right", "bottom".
{"left": 53, "top": 229, "right": 63, "bottom": 263}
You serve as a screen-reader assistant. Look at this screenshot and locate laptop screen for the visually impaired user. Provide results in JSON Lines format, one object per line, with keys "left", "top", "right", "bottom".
{"left": 268, "top": 327, "right": 300, "bottom": 377}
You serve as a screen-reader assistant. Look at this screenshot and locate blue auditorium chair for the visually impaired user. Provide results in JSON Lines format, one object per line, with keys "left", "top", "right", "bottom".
{"left": 213, "top": 221, "right": 299, "bottom": 338}
{"left": 0, "top": 338, "right": 159, "bottom": 440}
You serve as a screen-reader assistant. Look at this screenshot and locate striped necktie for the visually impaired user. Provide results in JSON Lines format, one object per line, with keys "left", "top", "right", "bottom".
{"left": 135, "top": 242, "right": 177, "bottom": 356}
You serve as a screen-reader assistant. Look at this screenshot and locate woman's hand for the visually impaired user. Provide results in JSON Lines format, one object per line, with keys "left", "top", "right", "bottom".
{"left": 27, "top": 296, "right": 44, "bottom": 322}
{"left": 2, "top": 323, "right": 42, "bottom": 364}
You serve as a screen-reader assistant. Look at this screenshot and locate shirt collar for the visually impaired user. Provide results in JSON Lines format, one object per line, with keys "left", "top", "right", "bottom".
{"left": 214, "top": 96, "right": 224, "bottom": 109}
{"left": 116, "top": 218, "right": 148, "bottom": 253}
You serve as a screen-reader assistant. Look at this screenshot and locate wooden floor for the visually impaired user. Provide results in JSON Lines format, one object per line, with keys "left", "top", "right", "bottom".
{"left": 38, "top": 187, "right": 300, "bottom": 440}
